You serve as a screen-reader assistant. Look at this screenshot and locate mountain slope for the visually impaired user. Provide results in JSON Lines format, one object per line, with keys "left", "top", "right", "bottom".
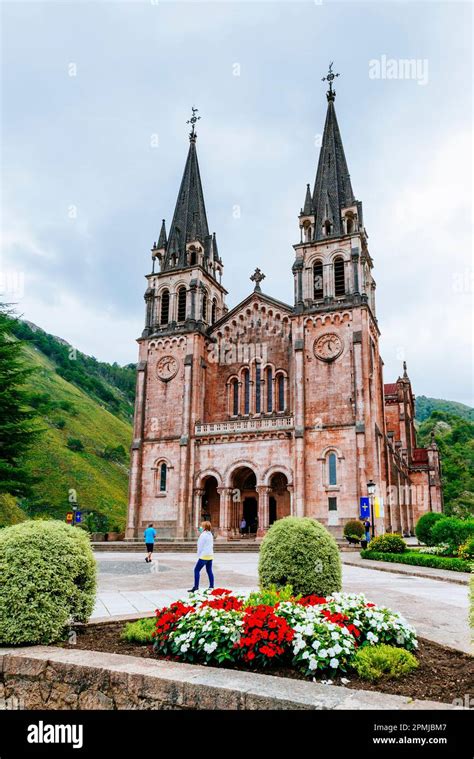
{"left": 415, "top": 396, "right": 474, "bottom": 423}
{"left": 19, "top": 343, "right": 132, "bottom": 529}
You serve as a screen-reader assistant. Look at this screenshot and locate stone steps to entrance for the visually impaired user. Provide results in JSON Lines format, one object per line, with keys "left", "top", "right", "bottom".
{"left": 92, "top": 538, "right": 359, "bottom": 553}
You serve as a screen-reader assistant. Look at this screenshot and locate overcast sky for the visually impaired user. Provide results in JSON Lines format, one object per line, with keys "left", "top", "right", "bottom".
{"left": 1, "top": 0, "right": 472, "bottom": 405}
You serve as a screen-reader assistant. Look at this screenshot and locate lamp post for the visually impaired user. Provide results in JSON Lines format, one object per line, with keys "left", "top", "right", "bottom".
{"left": 367, "top": 480, "right": 376, "bottom": 539}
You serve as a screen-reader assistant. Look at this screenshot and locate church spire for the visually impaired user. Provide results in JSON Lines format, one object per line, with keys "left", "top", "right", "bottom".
{"left": 312, "top": 64, "right": 358, "bottom": 241}
{"left": 163, "top": 108, "right": 216, "bottom": 271}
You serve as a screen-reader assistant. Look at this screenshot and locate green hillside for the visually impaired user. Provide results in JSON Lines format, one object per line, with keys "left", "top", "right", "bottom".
{"left": 18, "top": 343, "right": 132, "bottom": 530}
{"left": 417, "top": 410, "right": 474, "bottom": 517}
{"left": 415, "top": 395, "right": 474, "bottom": 423}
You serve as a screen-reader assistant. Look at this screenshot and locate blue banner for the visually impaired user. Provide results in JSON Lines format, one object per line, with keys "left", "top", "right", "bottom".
{"left": 359, "top": 497, "right": 370, "bottom": 519}
{"left": 75, "top": 511, "right": 82, "bottom": 523}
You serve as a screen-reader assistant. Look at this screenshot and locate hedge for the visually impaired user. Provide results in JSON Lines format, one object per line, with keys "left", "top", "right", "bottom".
{"left": 0, "top": 520, "right": 96, "bottom": 645}
{"left": 259, "top": 516, "right": 342, "bottom": 597}
{"left": 360, "top": 550, "right": 471, "bottom": 573}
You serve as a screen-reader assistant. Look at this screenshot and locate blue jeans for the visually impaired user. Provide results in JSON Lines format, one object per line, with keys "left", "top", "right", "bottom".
{"left": 193, "top": 559, "right": 214, "bottom": 590}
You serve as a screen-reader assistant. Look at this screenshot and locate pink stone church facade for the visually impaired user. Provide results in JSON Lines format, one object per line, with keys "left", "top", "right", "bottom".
{"left": 126, "top": 80, "right": 442, "bottom": 540}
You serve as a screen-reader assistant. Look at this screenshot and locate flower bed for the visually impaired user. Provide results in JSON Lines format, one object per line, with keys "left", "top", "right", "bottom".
{"left": 150, "top": 588, "right": 417, "bottom": 677}
{"left": 360, "top": 550, "right": 471, "bottom": 572}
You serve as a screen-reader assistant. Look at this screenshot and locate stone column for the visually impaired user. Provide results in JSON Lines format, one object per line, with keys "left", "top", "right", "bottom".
{"left": 177, "top": 355, "right": 193, "bottom": 538}
{"left": 126, "top": 360, "right": 147, "bottom": 538}
{"left": 293, "top": 337, "right": 306, "bottom": 517}
{"left": 256, "top": 486, "right": 270, "bottom": 537}
{"left": 217, "top": 487, "right": 233, "bottom": 538}
{"left": 193, "top": 488, "right": 205, "bottom": 530}
{"left": 287, "top": 485, "right": 295, "bottom": 516}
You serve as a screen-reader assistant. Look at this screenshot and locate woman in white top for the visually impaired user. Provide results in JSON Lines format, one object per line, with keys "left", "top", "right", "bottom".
{"left": 188, "top": 521, "right": 214, "bottom": 592}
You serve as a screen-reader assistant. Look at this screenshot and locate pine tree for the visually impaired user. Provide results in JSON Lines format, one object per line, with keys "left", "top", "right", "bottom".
{"left": 0, "top": 304, "right": 39, "bottom": 496}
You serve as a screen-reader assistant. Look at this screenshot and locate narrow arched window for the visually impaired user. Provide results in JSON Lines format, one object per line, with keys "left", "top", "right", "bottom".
{"left": 346, "top": 217, "right": 353, "bottom": 234}
{"left": 177, "top": 286, "right": 187, "bottom": 322}
{"left": 313, "top": 260, "right": 323, "bottom": 299}
{"left": 202, "top": 293, "right": 208, "bottom": 321}
{"left": 324, "top": 220, "right": 331, "bottom": 236}
{"left": 334, "top": 257, "right": 345, "bottom": 296}
{"left": 255, "top": 362, "right": 261, "bottom": 414}
{"left": 190, "top": 248, "right": 197, "bottom": 265}
{"left": 328, "top": 452, "right": 337, "bottom": 486}
{"left": 160, "top": 463, "right": 167, "bottom": 491}
{"left": 211, "top": 298, "right": 217, "bottom": 325}
{"left": 266, "top": 367, "right": 273, "bottom": 412}
{"left": 232, "top": 379, "right": 239, "bottom": 416}
{"left": 243, "top": 369, "right": 250, "bottom": 415}
{"left": 160, "top": 290, "right": 170, "bottom": 325}
{"left": 277, "top": 374, "right": 285, "bottom": 412}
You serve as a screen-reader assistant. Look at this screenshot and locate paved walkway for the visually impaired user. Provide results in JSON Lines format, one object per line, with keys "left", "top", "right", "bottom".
{"left": 91, "top": 552, "right": 471, "bottom": 654}
{"left": 341, "top": 552, "right": 471, "bottom": 585}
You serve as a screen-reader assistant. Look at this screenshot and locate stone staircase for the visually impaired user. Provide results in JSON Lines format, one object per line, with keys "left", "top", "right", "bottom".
{"left": 92, "top": 535, "right": 359, "bottom": 553}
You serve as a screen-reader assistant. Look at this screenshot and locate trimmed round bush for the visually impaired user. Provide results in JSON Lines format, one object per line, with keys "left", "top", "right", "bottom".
{"left": 368, "top": 533, "right": 406, "bottom": 554}
{"left": 415, "top": 512, "right": 445, "bottom": 546}
{"left": 258, "top": 516, "right": 342, "bottom": 597}
{"left": 343, "top": 520, "right": 365, "bottom": 539}
{"left": 0, "top": 520, "right": 96, "bottom": 645}
{"left": 352, "top": 644, "right": 418, "bottom": 682}
{"left": 431, "top": 517, "right": 474, "bottom": 552}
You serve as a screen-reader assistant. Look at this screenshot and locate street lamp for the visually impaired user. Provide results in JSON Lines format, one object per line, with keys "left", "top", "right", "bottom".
{"left": 367, "top": 480, "right": 376, "bottom": 539}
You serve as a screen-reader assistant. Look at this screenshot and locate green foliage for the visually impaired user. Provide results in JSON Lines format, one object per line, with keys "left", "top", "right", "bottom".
{"left": 67, "top": 437, "right": 84, "bottom": 452}
{"left": 343, "top": 520, "right": 365, "bottom": 539}
{"left": 431, "top": 517, "right": 474, "bottom": 552}
{"left": 9, "top": 319, "right": 136, "bottom": 422}
{"left": 458, "top": 536, "right": 474, "bottom": 562}
{"left": 258, "top": 517, "right": 342, "bottom": 597}
{"left": 0, "top": 520, "right": 96, "bottom": 644}
{"left": 415, "top": 512, "right": 445, "bottom": 546}
{"left": 417, "top": 411, "right": 474, "bottom": 516}
{"left": 368, "top": 533, "right": 406, "bottom": 554}
{"left": 0, "top": 305, "right": 41, "bottom": 497}
{"left": 415, "top": 396, "right": 474, "bottom": 423}
{"left": 11, "top": 342, "right": 131, "bottom": 530}
{"left": 0, "top": 494, "right": 27, "bottom": 528}
{"left": 121, "top": 617, "right": 155, "bottom": 644}
{"left": 361, "top": 550, "right": 470, "bottom": 573}
{"left": 246, "top": 584, "right": 300, "bottom": 607}
{"left": 352, "top": 644, "right": 419, "bottom": 682}
{"left": 101, "top": 444, "right": 127, "bottom": 463}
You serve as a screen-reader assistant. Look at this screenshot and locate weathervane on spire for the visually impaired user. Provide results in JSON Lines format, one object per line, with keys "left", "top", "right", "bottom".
{"left": 187, "top": 106, "right": 201, "bottom": 139}
{"left": 322, "top": 62, "right": 340, "bottom": 102}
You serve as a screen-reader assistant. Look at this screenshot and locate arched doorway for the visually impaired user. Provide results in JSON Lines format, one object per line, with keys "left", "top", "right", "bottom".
{"left": 231, "top": 466, "right": 258, "bottom": 535}
{"left": 269, "top": 472, "right": 290, "bottom": 521}
{"left": 201, "top": 476, "right": 220, "bottom": 528}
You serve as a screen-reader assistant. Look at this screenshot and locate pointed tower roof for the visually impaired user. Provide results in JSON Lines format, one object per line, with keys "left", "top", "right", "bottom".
{"left": 157, "top": 219, "right": 167, "bottom": 250}
{"left": 301, "top": 184, "right": 313, "bottom": 216}
{"left": 312, "top": 65, "right": 356, "bottom": 240}
{"left": 163, "top": 132, "right": 210, "bottom": 269}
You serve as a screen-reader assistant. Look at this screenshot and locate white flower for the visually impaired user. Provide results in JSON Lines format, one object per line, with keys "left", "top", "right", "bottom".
{"left": 329, "top": 658, "right": 339, "bottom": 669}
{"left": 312, "top": 640, "right": 321, "bottom": 650}
{"left": 203, "top": 641, "right": 218, "bottom": 654}
{"left": 333, "top": 643, "right": 343, "bottom": 655}
{"left": 180, "top": 644, "right": 189, "bottom": 652}
{"left": 321, "top": 679, "right": 333, "bottom": 685}
{"left": 308, "top": 658, "right": 318, "bottom": 671}
{"left": 331, "top": 631, "right": 340, "bottom": 641}
{"left": 340, "top": 677, "right": 350, "bottom": 685}
{"left": 319, "top": 649, "right": 328, "bottom": 658}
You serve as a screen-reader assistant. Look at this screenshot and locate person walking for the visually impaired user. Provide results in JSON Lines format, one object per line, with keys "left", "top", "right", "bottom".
{"left": 363, "top": 519, "right": 371, "bottom": 544}
{"left": 188, "top": 521, "right": 214, "bottom": 592}
{"left": 144, "top": 523, "right": 156, "bottom": 563}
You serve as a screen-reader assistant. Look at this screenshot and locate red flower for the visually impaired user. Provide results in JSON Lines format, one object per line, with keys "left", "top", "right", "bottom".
{"left": 298, "top": 595, "right": 327, "bottom": 606}
{"left": 366, "top": 603, "right": 376, "bottom": 608}
{"left": 236, "top": 605, "right": 294, "bottom": 665}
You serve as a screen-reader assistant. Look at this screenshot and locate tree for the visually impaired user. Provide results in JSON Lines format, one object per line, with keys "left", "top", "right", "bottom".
{"left": 0, "top": 304, "right": 40, "bottom": 497}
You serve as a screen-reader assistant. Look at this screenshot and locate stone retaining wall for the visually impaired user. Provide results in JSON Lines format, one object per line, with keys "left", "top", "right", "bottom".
{"left": 0, "top": 646, "right": 460, "bottom": 711}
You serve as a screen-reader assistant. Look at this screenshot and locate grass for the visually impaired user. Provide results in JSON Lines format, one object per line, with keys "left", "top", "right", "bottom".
{"left": 121, "top": 617, "right": 155, "bottom": 644}
{"left": 19, "top": 344, "right": 132, "bottom": 529}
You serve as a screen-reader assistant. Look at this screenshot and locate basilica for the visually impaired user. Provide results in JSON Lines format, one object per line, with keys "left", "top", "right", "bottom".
{"left": 126, "top": 72, "right": 442, "bottom": 540}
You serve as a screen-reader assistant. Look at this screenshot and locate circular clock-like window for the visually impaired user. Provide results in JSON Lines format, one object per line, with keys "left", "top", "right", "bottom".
{"left": 156, "top": 355, "right": 179, "bottom": 381}
{"left": 313, "top": 333, "right": 344, "bottom": 362}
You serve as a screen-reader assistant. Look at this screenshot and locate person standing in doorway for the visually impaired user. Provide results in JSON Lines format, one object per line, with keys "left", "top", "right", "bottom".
{"left": 144, "top": 523, "right": 156, "bottom": 563}
{"left": 240, "top": 517, "right": 247, "bottom": 537}
{"left": 188, "top": 521, "right": 214, "bottom": 592}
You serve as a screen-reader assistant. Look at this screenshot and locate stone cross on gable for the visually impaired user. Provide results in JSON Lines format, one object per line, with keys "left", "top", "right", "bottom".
{"left": 250, "top": 268, "right": 266, "bottom": 291}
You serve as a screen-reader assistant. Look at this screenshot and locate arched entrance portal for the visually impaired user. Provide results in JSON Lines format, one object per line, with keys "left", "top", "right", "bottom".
{"left": 269, "top": 472, "right": 290, "bottom": 522}
{"left": 201, "top": 476, "right": 220, "bottom": 528}
{"left": 231, "top": 466, "right": 258, "bottom": 535}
